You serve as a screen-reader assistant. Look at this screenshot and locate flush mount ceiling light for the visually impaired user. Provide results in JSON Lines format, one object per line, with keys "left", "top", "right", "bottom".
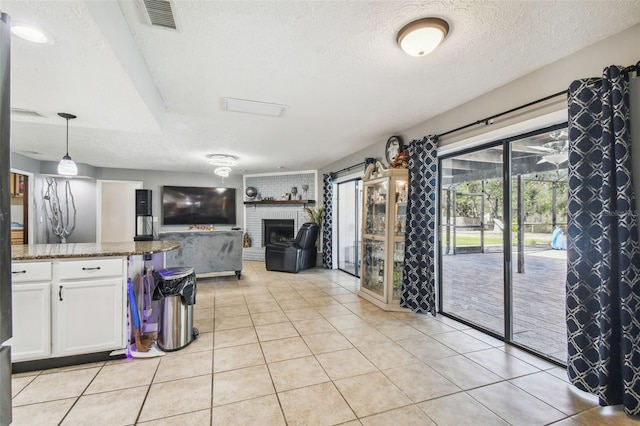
{"left": 223, "top": 98, "right": 287, "bottom": 117}
{"left": 397, "top": 17, "right": 449, "bottom": 57}
{"left": 57, "top": 113, "right": 78, "bottom": 176}
{"left": 11, "top": 21, "right": 55, "bottom": 44}
{"left": 207, "top": 154, "right": 238, "bottom": 167}
{"left": 214, "top": 167, "right": 232, "bottom": 177}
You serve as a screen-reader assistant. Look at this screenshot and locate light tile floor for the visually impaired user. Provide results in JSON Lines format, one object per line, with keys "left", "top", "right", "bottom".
{"left": 10, "top": 261, "right": 640, "bottom": 425}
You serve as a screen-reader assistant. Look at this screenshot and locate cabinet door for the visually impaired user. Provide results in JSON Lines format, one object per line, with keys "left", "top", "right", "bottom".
{"left": 53, "top": 278, "right": 123, "bottom": 357}
{"left": 14, "top": 174, "right": 24, "bottom": 197}
{"left": 361, "top": 238, "right": 386, "bottom": 300}
{"left": 391, "top": 242, "right": 405, "bottom": 301}
{"left": 10, "top": 282, "right": 51, "bottom": 362}
{"left": 363, "top": 180, "right": 388, "bottom": 236}
{"left": 10, "top": 172, "right": 15, "bottom": 196}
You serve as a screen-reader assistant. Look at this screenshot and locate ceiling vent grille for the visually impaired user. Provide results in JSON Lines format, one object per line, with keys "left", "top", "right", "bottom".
{"left": 142, "top": 0, "right": 178, "bottom": 30}
{"left": 10, "top": 108, "right": 46, "bottom": 118}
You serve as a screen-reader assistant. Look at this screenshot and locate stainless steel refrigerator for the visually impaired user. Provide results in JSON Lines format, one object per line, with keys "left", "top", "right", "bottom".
{"left": 0, "top": 11, "right": 12, "bottom": 426}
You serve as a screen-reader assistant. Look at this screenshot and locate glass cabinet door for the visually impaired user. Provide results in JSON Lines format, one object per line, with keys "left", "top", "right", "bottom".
{"left": 394, "top": 179, "right": 408, "bottom": 237}
{"left": 362, "top": 238, "right": 385, "bottom": 298}
{"left": 392, "top": 242, "right": 404, "bottom": 300}
{"left": 363, "top": 181, "right": 387, "bottom": 236}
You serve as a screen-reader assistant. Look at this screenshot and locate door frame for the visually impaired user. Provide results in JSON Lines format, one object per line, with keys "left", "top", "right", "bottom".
{"left": 437, "top": 122, "right": 568, "bottom": 365}
{"left": 331, "top": 171, "right": 363, "bottom": 271}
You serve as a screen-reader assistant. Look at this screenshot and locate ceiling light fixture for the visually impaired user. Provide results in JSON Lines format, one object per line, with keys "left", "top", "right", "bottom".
{"left": 11, "top": 21, "right": 55, "bottom": 44}
{"left": 207, "top": 154, "right": 238, "bottom": 167}
{"left": 397, "top": 17, "right": 449, "bottom": 57}
{"left": 57, "top": 113, "right": 78, "bottom": 177}
{"left": 214, "top": 167, "right": 231, "bottom": 177}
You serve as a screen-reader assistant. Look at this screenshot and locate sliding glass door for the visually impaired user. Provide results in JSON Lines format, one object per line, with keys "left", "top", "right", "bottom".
{"left": 439, "top": 124, "right": 569, "bottom": 364}
{"left": 337, "top": 179, "right": 362, "bottom": 276}
{"left": 510, "top": 129, "right": 568, "bottom": 363}
{"left": 440, "top": 144, "right": 505, "bottom": 336}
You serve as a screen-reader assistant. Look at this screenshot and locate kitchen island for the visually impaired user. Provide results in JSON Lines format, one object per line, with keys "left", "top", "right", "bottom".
{"left": 10, "top": 241, "right": 180, "bottom": 371}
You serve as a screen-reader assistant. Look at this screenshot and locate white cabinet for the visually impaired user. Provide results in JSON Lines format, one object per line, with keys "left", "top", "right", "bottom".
{"left": 359, "top": 161, "right": 410, "bottom": 311}
{"left": 52, "top": 258, "right": 126, "bottom": 357}
{"left": 10, "top": 257, "right": 127, "bottom": 362}
{"left": 10, "top": 262, "right": 52, "bottom": 362}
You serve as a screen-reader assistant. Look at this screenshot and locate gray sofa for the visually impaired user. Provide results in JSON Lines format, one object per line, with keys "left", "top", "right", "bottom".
{"left": 158, "top": 230, "right": 243, "bottom": 278}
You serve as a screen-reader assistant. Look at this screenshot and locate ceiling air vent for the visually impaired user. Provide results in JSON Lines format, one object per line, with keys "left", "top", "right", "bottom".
{"left": 142, "top": 0, "right": 178, "bottom": 30}
{"left": 10, "top": 108, "right": 45, "bottom": 118}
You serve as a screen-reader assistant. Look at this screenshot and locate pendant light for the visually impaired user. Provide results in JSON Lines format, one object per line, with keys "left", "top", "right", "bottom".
{"left": 57, "top": 112, "right": 78, "bottom": 176}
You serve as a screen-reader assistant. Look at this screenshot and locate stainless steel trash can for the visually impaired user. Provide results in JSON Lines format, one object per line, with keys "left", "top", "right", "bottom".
{"left": 155, "top": 267, "right": 198, "bottom": 351}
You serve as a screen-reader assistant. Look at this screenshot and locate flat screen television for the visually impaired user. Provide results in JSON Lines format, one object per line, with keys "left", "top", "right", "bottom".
{"left": 162, "top": 186, "right": 236, "bottom": 225}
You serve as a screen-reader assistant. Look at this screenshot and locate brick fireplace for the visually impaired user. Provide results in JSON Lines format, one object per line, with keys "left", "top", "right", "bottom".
{"left": 242, "top": 171, "right": 317, "bottom": 261}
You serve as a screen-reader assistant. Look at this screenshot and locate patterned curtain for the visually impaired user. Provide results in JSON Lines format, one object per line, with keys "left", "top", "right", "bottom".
{"left": 401, "top": 135, "right": 438, "bottom": 314}
{"left": 322, "top": 173, "right": 333, "bottom": 268}
{"left": 566, "top": 66, "right": 640, "bottom": 415}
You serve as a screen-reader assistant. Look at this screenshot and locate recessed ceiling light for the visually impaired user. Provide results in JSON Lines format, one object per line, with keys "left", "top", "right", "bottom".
{"left": 276, "top": 166, "right": 284, "bottom": 169}
{"left": 223, "top": 98, "right": 287, "bottom": 117}
{"left": 397, "top": 17, "right": 449, "bottom": 57}
{"left": 11, "top": 21, "right": 55, "bottom": 45}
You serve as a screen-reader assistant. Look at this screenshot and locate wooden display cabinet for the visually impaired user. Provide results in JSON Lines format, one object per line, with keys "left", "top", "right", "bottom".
{"left": 359, "top": 161, "right": 409, "bottom": 311}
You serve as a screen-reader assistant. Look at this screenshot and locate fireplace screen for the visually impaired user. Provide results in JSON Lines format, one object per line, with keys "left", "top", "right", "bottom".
{"left": 263, "top": 219, "right": 295, "bottom": 246}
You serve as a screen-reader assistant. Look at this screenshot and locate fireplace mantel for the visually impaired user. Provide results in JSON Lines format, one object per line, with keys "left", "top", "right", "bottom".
{"left": 243, "top": 200, "right": 315, "bottom": 206}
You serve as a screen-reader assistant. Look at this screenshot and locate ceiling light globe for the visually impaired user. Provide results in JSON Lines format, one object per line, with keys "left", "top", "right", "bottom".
{"left": 58, "top": 155, "right": 78, "bottom": 176}
{"left": 397, "top": 18, "right": 449, "bottom": 57}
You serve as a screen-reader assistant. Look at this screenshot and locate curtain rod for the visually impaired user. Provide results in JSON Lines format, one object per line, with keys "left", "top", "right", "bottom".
{"left": 436, "top": 89, "right": 568, "bottom": 139}
{"left": 331, "top": 160, "right": 366, "bottom": 176}
{"left": 436, "top": 60, "right": 640, "bottom": 140}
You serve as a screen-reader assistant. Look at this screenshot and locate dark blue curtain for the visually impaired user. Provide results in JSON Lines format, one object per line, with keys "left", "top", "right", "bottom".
{"left": 322, "top": 173, "right": 333, "bottom": 268}
{"left": 566, "top": 65, "right": 640, "bottom": 415}
{"left": 401, "top": 135, "right": 438, "bottom": 314}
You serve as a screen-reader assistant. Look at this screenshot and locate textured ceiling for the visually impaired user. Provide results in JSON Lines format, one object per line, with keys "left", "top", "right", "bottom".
{"left": 4, "top": 0, "right": 640, "bottom": 175}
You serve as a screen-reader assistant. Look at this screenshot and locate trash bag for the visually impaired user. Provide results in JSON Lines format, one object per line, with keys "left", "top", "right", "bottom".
{"left": 152, "top": 267, "right": 197, "bottom": 305}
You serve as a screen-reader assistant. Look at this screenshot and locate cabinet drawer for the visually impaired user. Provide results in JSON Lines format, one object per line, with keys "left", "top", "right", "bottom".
{"left": 12, "top": 262, "right": 52, "bottom": 283}
{"left": 56, "top": 259, "right": 124, "bottom": 280}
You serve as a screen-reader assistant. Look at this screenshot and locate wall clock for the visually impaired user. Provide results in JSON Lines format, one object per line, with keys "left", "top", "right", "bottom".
{"left": 385, "top": 136, "right": 403, "bottom": 164}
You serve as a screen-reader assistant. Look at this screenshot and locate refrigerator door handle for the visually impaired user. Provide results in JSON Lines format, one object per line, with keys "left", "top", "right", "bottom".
{"left": 59, "top": 286, "right": 63, "bottom": 301}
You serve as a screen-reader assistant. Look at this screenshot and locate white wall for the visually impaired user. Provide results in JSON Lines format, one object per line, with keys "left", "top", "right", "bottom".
{"left": 95, "top": 168, "right": 244, "bottom": 232}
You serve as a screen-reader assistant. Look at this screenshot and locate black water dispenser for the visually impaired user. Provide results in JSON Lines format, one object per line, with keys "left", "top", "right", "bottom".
{"left": 134, "top": 189, "right": 154, "bottom": 241}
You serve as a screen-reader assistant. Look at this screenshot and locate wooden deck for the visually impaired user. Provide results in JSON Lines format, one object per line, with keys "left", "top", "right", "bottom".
{"left": 441, "top": 247, "right": 567, "bottom": 363}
